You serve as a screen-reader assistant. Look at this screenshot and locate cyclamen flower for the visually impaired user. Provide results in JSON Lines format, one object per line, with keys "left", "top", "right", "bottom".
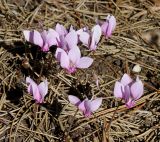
{"left": 68, "top": 95, "right": 102, "bottom": 117}
{"left": 23, "top": 29, "right": 59, "bottom": 52}
{"left": 55, "top": 46, "right": 93, "bottom": 73}
{"left": 101, "top": 15, "right": 116, "bottom": 38}
{"left": 55, "top": 23, "right": 78, "bottom": 50}
{"left": 114, "top": 74, "right": 144, "bottom": 108}
{"left": 26, "top": 77, "right": 48, "bottom": 103}
{"left": 55, "top": 23, "right": 68, "bottom": 37}
{"left": 77, "top": 25, "right": 102, "bottom": 51}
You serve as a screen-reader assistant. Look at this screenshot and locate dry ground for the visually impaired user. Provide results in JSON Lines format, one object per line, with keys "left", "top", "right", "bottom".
{"left": 0, "top": 0, "right": 160, "bottom": 142}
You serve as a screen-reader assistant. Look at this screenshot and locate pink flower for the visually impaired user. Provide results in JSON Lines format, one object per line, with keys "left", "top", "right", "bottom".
{"left": 23, "top": 29, "right": 59, "bottom": 52}
{"left": 77, "top": 25, "right": 102, "bottom": 51}
{"left": 26, "top": 77, "right": 48, "bottom": 103}
{"left": 68, "top": 95, "right": 102, "bottom": 117}
{"left": 114, "top": 74, "right": 144, "bottom": 108}
{"left": 101, "top": 15, "right": 116, "bottom": 38}
{"left": 55, "top": 23, "right": 78, "bottom": 51}
{"left": 55, "top": 23, "right": 68, "bottom": 37}
{"left": 55, "top": 46, "right": 93, "bottom": 73}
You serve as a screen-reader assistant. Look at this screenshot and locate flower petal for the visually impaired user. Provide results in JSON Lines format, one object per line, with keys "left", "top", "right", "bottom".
{"left": 55, "top": 48, "right": 65, "bottom": 61}
{"left": 26, "top": 77, "right": 42, "bottom": 103}
{"left": 26, "top": 77, "right": 35, "bottom": 84}
{"left": 101, "top": 22, "right": 108, "bottom": 35}
{"left": 65, "top": 30, "right": 78, "bottom": 49}
{"left": 68, "top": 95, "right": 81, "bottom": 106}
{"left": 90, "top": 98, "right": 102, "bottom": 112}
{"left": 91, "top": 25, "right": 102, "bottom": 44}
{"left": 76, "top": 57, "right": 93, "bottom": 69}
{"left": 23, "top": 30, "right": 31, "bottom": 42}
{"left": 78, "top": 100, "right": 86, "bottom": 112}
{"left": 69, "top": 25, "right": 74, "bottom": 32}
{"left": 125, "top": 98, "right": 135, "bottom": 108}
{"left": 32, "top": 30, "right": 43, "bottom": 47}
{"left": 78, "top": 32, "right": 90, "bottom": 46}
{"left": 107, "top": 15, "right": 116, "bottom": 37}
{"left": 41, "top": 30, "right": 47, "bottom": 42}
{"left": 123, "top": 85, "right": 131, "bottom": 102}
{"left": 41, "top": 43, "right": 49, "bottom": 52}
{"left": 38, "top": 79, "right": 48, "bottom": 98}
{"left": 26, "top": 77, "right": 36, "bottom": 94}
{"left": 32, "top": 85, "right": 42, "bottom": 103}
{"left": 60, "top": 50, "right": 70, "bottom": 69}
{"left": 83, "top": 100, "right": 92, "bottom": 117}
{"left": 90, "top": 25, "right": 102, "bottom": 50}
{"left": 120, "top": 74, "right": 133, "bottom": 86}
{"left": 68, "top": 46, "right": 81, "bottom": 65}
{"left": 130, "top": 77, "right": 143, "bottom": 100}
{"left": 113, "top": 81, "right": 124, "bottom": 98}
{"left": 101, "top": 15, "right": 116, "bottom": 38}
{"left": 46, "top": 29, "right": 60, "bottom": 47}
{"left": 55, "top": 23, "right": 67, "bottom": 36}
{"left": 23, "top": 30, "right": 43, "bottom": 47}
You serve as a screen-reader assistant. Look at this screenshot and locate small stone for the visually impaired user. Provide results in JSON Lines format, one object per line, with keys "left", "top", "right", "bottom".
{"left": 132, "top": 64, "right": 141, "bottom": 73}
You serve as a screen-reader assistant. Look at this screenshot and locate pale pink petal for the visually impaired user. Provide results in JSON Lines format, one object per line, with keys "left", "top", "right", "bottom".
{"left": 33, "top": 30, "right": 43, "bottom": 47}
{"left": 41, "top": 30, "right": 47, "bottom": 42}
{"left": 89, "top": 25, "right": 102, "bottom": 50}
{"left": 89, "top": 38, "right": 97, "bottom": 50}
{"left": 125, "top": 98, "right": 135, "bottom": 108}
{"left": 46, "top": 29, "right": 60, "bottom": 47}
{"left": 41, "top": 43, "right": 49, "bottom": 52}
{"left": 59, "top": 35, "right": 66, "bottom": 49}
{"left": 26, "top": 77, "right": 42, "bottom": 103}
{"left": 55, "top": 23, "right": 67, "bottom": 36}
{"left": 32, "top": 85, "right": 42, "bottom": 103}
{"left": 40, "top": 31, "right": 50, "bottom": 51}
{"left": 77, "top": 27, "right": 89, "bottom": 35}
{"left": 68, "top": 95, "right": 81, "bottom": 106}
{"left": 26, "top": 77, "right": 37, "bottom": 93}
{"left": 23, "top": 30, "right": 43, "bottom": 47}
{"left": 77, "top": 27, "right": 88, "bottom": 35}
{"left": 55, "top": 48, "right": 65, "bottom": 61}
{"left": 107, "top": 15, "right": 116, "bottom": 35}
{"left": 68, "top": 46, "right": 81, "bottom": 65}
{"left": 83, "top": 100, "right": 92, "bottom": 117}
{"left": 123, "top": 85, "right": 131, "bottom": 102}
{"left": 76, "top": 57, "right": 93, "bottom": 69}
{"left": 101, "top": 22, "right": 108, "bottom": 35}
{"left": 120, "top": 74, "right": 133, "bottom": 86}
{"left": 23, "top": 30, "right": 31, "bottom": 42}
{"left": 38, "top": 79, "right": 48, "bottom": 98}
{"left": 101, "top": 15, "right": 116, "bottom": 38}
{"left": 78, "top": 32, "right": 90, "bottom": 46}
{"left": 130, "top": 77, "right": 143, "bottom": 100}
{"left": 91, "top": 25, "right": 102, "bottom": 44}
{"left": 69, "top": 25, "right": 74, "bottom": 32}
{"left": 65, "top": 30, "right": 78, "bottom": 49}
{"left": 90, "top": 98, "right": 102, "bottom": 112}
{"left": 26, "top": 77, "right": 35, "bottom": 84}
{"left": 76, "top": 29, "right": 84, "bottom": 35}
{"left": 78, "top": 100, "right": 86, "bottom": 112}
{"left": 114, "top": 81, "right": 124, "bottom": 98}
{"left": 60, "top": 50, "right": 70, "bottom": 69}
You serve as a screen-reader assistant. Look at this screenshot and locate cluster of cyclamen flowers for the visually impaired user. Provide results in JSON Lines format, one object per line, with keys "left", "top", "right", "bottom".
{"left": 23, "top": 15, "right": 116, "bottom": 73}
{"left": 24, "top": 15, "right": 144, "bottom": 117}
